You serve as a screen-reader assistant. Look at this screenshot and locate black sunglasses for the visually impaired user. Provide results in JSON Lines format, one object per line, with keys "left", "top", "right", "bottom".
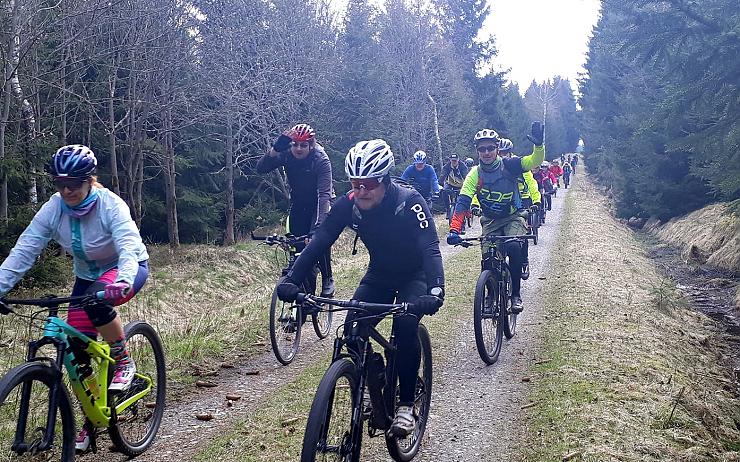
{"left": 53, "top": 178, "right": 87, "bottom": 191}
{"left": 476, "top": 145, "right": 498, "bottom": 153}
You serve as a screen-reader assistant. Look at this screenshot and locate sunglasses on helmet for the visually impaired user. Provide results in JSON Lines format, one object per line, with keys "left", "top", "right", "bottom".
{"left": 350, "top": 178, "right": 383, "bottom": 191}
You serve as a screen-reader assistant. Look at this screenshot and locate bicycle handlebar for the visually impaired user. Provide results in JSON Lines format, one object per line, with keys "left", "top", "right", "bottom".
{"left": 251, "top": 231, "right": 309, "bottom": 247}
{"left": 0, "top": 292, "right": 107, "bottom": 315}
{"left": 455, "top": 234, "right": 536, "bottom": 248}
{"left": 297, "top": 293, "right": 411, "bottom": 314}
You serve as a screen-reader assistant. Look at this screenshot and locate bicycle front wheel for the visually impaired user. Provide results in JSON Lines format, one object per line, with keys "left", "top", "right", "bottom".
{"left": 269, "top": 277, "right": 302, "bottom": 365}
{"left": 109, "top": 321, "right": 166, "bottom": 457}
{"left": 301, "top": 359, "right": 359, "bottom": 462}
{"left": 502, "top": 269, "right": 517, "bottom": 339}
{"left": 473, "top": 270, "right": 503, "bottom": 365}
{"left": 0, "top": 362, "right": 75, "bottom": 461}
{"left": 386, "top": 324, "right": 433, "bottom": 461}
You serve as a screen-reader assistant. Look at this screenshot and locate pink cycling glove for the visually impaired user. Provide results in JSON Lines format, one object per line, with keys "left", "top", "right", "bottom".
{"left": 104, "top": 282, "right": 131, "bottom": 301}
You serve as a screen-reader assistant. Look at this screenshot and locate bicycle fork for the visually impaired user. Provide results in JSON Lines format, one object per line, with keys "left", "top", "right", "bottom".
{"left": 12, "top": 337, "right": 67, "bottom": 454}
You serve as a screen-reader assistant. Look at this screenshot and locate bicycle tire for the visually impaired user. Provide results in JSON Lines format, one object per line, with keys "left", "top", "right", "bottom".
{"left": 301, "top": 358, "right": 359, "bottom": 462}
{"left": 502, "top": 269, "right": 517, "bottom": 339}
{"left": 0, "top": 362, "right": 75, "bottom": 461}
{"left": 533, "top": 222, "right": 539, "bottom": 245}
{"left": 109, "top": 321, "right": 166, "bottom": 457}
{"left": 386, "top": 324, "right": 433, "bottom": 461}
{"left": 311, "top": 273, "right": 333, "bottom": 339}
{"left": 312, "top": 309, "right": 334, "bottom": 340}
{"left": 269, "top": 277, "right": 302, "bottom": 365}
{"left": 473, "top": 270, "right": 503, "bottom": 365}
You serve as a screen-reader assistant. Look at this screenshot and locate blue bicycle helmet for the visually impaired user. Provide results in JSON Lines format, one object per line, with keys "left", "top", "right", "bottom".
{"left": 49, "top": 145, "right": 97, "bottom": 178}
{"left": 413, "top": 150, "right": 427, "bottom": 163}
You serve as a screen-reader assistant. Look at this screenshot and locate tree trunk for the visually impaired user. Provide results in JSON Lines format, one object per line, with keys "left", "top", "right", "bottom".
{"left": 7, "top": 0, "right": 37, "bottom": 204}
{"left": 108, "top": 71, "right": 120, "bottom": 195}
{"left": 224, "top": 114, "right": 235, "bottom": 245}
{"left": 427, "top": 91, "right": 444, "bottom": 172}
{"left": 163, "top": 107, "right": 179, "bottom": 247}
{"left": 0, "top": 78, "right": 10, "bottom": 223}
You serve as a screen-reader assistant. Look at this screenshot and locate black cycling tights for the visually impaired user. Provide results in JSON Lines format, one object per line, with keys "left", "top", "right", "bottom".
{"left": 289, "top": 205, "right": 333, "bottom": 283}
{"left": 501, "top": 241, "right": 524, "bottom": 298}
{"left": 344, "top": 273, "right": 426, "bottom": 406}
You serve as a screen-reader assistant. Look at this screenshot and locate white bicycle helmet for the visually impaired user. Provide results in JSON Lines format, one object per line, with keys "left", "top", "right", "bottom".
{"left": 345, "top": 139, "right": 395, "bottom": 179}
{"left": 474, "top": 129, "right": 500, "bottom": 144}
{"left": 498, "top": 138, "right": 513, "bottom": 153}
{"left": 413, "top": 150, "right": 427, "bottom": 163}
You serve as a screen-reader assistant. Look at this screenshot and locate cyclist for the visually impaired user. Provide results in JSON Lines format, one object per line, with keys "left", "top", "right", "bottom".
{"left": 465, "top": 157, "right": 475, "bottom": 168}
{"left": 549, "top": 159, "right": 563, "bottom": 188}
{"left": 447, "top": 123, "right": 545, "bottom": 313}
{"left": 257, "top": 123, "right": 334, "bottom": 297}
{"left": 439, "top": 154, "right": 469, "bottom": 220}
{"left": 401, "top": 150, "right": 440, "bottom": 204}
{"left": 562, "top": 160, "right": 573, "bottom": 188}
{"left": 571, "top": 153, "right": 579, "bottom": 174}
{"left": 0, "top": 145, "right": 149, "bottom": 451}
{"left": 276, "top": 139, "right": 444, "bottom": 437}
{"left": 497, "top": 138, "right": 541, "bottom": 280}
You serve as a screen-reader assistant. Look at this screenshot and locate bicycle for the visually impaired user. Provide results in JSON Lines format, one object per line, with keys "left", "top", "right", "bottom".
{"left": 0, "top": 292, "right": 165, "bottom": 460}
{"left": 563, "top": 174, "right": 570, "bottom": 189}
{"left": 453, "top": 233, "right": 535, "bottom": 364}
{"left": 252, "top": 232, "right": 333, "bottom": 365}
{"left": 299, "top": 294, "right": 432, "bottom": 462}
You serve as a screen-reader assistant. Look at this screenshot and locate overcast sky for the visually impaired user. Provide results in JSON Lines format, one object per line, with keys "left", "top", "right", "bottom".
{"left": 481, "top": 0, "right": 602, "bottom": 92}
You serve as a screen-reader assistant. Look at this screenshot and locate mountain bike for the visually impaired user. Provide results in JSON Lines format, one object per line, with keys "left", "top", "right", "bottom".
{"left": 299, "top": 294, "right": 432, "bottom": 462}
{"left": 563, "top": 174, "right": 570, "bottom": 189}
{"left": 0, "top": 293, "right": 166, "bottom": 460}
{"left": 252, "top": 232, "right": 333, "bottom": 365}
{"left": 453, "top": 233, "right": 535, "bottom": 364}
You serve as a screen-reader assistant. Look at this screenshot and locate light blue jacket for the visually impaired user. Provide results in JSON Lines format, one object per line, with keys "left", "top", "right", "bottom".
{"left": 0, "top": 187, "right": 149, "bottom": 294}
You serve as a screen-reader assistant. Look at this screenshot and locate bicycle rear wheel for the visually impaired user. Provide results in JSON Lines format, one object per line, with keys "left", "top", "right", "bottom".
{"left": 269, "top": 277, "right": 302, "bottom": 365}
{"left": 502, "top": 269, "right": 517, "bottom": 339}
{"left": 473, "top": 270, "right": 503, "bottom": 365}
{"left": 0, "top": 362, "right": 75, "bottom": 461}
{"left": 301, "top": 358, "right": 359, "bottom": 462}
{"left": 312, "top": 309, "right": 333, "bottom": 340}
{"left": 386, "top": 324, "right": 433, "bottom": 461}
{"left": 109, "top": 321, "right": 166, "bottom": 456}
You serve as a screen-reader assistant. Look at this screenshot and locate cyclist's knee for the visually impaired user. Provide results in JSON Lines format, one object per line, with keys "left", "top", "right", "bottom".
{"left": 83, "top": 302, "right": 118, "bottom": 327}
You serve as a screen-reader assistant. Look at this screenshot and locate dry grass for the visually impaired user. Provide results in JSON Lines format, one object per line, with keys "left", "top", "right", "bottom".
{"left": 520, "top": 176, "right": 740, "bottom": 461}
{"left": 0, "top": 229, "right": 368, "bottom": 395}
{"left": 656, "top": 199, "right": 740, "bottom": 274}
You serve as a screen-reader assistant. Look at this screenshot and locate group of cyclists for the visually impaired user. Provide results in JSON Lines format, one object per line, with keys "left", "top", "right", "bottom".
{"left": 0, "top": 120, "right": 576, "bottom": 457}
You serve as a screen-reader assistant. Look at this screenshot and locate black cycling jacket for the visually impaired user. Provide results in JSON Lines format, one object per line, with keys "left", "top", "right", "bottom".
{"left": 256, "top": 144, "right": 333, "bottom": 226}
{"left": 288, "top": 182, "right": 444, "bottom": 291}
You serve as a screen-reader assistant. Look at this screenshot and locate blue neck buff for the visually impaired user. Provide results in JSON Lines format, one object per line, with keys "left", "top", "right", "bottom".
{"left": 61, "top": 188, "right": 99, "bottom": 218}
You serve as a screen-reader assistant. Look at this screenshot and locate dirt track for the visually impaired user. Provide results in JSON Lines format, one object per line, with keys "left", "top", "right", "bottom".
{"left": 87, "top": 183, "right": 573, "bottom": 462}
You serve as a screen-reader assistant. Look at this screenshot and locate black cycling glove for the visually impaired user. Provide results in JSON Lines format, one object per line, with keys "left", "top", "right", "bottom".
{"left": 276, "top": 279, "right": 300, "bottom": 303}
{"left": 415, "top": 294, "right": 443, "bottom": 315}
{"left": 527, "top": 121, "right": 544, "bottom": 146}
{"left": 272, "top": 133, "right": 293, "bottom": 152}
